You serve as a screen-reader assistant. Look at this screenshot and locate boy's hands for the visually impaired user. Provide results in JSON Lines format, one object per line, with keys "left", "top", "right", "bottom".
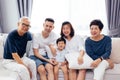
{"left": 61, "top": 61, "right": 67, "bottom": 66}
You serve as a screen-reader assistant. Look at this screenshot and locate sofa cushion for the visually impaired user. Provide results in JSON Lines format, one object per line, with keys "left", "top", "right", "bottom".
{"left": 0, "top": 36, "right": 4, "bottom": 59}
{"left": 0, "top": 67, "right": 19, "bottom": 80}
{"left": 105, "top": 64, "right": 120, "bottom": 74}
{"left": 85, "top": 64, "right": 120, "bottom": 80}
{"left": 26, "top": 41, "right": 33, "bottom": 57}
{"left": 0, "top": 59, "right": 19, "bottom": 80}
{"left": 110, "top": 38, "right": 120, "bottom": 63}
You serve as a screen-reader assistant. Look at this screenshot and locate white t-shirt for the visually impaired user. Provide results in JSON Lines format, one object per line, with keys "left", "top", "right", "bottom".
{"left": 55, "top": 49, "right": 67, "bottom": 62}
{"left": 30, "top": 31, "right": 58, "bottom": 56}
{"left": 65, "top": 35, "right": 85, "bottom": 53}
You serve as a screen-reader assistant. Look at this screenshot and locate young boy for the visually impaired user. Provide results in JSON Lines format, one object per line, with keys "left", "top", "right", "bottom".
{"left": 51, "top": 37, "right": 68, "bottom": 80}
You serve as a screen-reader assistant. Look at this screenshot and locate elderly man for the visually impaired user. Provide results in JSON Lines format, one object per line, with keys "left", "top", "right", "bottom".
{"left": 3, "top": 16, "right": 37, "bottom": 80}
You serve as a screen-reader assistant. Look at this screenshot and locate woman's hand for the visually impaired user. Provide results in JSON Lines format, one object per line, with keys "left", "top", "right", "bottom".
{"left": 78, "top": 50, "right": 84, "bottom": 64}
{"left": 78, "top": 56, "right": 83, "bottom": 64}
{"left": 91, "top": 58, "right": 101, "bottom": 68}
{"left": 106, "top": 59, "right": 114, "bottom": 69}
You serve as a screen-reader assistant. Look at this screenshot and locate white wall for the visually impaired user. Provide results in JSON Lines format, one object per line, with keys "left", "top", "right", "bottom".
{"left": 30, "top": 0, "right": 108, "bottom": 36}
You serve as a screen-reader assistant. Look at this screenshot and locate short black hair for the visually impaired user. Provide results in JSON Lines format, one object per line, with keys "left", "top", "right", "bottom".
{"left": 60, "top": 21, "right": 74, "bottom": 38}
{"left": 45, "top": 18, "right": 54, "bottom": 23}
{"left": 56, "top": 37, "right": 66, "bottom": 44}
{"left": 90, "top": 19, "right": 104, "bottom": 31}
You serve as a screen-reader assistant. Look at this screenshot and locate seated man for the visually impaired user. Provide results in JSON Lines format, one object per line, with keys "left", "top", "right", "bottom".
{"left": 30, "top": 18, "right": 58, "bottom": 80}
{"left": 3, "top": 16, "right": 37, "bottom": 80}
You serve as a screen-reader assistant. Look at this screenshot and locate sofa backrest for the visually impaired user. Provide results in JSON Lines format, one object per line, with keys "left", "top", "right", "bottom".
{"left": 0, "top": 34, "right": 8, "bottom": 59}
{"left": 0, "top": 34, "right": 120, "bottom": 64}
{"left": 110, "top": 38, "right": 120, "bottom": 64}
{"left": 0, "top": 36, "right": 4, "bottom": 59}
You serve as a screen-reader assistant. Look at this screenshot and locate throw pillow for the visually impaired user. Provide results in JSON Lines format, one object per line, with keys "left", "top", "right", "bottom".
{"left": 65, "top": 52, "right": 93, "bottom": 69}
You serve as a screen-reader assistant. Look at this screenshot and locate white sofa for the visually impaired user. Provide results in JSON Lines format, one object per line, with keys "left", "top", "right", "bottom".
{"left": 0, "top": 33, "right": 120, "bottom": 80}
{"left": 0, "top": 34, "right": 20, "bottom": 80}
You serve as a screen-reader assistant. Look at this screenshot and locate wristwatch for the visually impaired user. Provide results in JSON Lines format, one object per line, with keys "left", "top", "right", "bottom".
{"left": 100, "top": 57, "right": 104, "bottom": 61}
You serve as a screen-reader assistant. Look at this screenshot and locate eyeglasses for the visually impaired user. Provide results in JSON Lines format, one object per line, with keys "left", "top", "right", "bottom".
{"left": 21, "top": 23, "right": 31, "bottom": 28}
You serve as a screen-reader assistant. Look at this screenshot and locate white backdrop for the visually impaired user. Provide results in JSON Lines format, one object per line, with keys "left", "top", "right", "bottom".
{"left": 30, "top": 0, "right": 108, "bottom": 36}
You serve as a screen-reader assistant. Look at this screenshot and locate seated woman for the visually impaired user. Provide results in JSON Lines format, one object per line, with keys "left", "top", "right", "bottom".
{"left": 60, "top": 21, "right": 86, "bottom": 80}
{"left": 85, "top": 19, "right": 114, "bottom": 80}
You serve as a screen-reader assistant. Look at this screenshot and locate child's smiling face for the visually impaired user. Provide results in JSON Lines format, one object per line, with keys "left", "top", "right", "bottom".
{"left": 57, "top": 41, "right": 66, "bottom": 51}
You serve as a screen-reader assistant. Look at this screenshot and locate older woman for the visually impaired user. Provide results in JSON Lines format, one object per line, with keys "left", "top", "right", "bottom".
{"left": 85, "top": 19, "right": 114, "bottom": 80}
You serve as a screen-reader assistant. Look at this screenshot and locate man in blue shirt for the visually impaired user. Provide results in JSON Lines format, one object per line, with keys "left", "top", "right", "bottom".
{"left": 3, "top": 16, "right": 37, "bottom": 80}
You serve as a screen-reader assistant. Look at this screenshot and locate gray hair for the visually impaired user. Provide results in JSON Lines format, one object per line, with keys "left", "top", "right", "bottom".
{"left": 18, "top": 16, "right": 31, "bottom": 23}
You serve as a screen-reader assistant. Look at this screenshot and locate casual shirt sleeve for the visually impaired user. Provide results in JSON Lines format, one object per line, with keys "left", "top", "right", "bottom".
{"left": 48, "top": 32, "right": 59, "bottom": 45}
{"left": 7, "top": 34, "right": 17, "bottom": 54}
{"left": 85, "top": 37, "right": 98, "bottom": 60}
{"left": 101, "top": 36, "right": 112, "bottom": 59}
{"left": 32, "top": 34, "right": 39, "bottom": 49}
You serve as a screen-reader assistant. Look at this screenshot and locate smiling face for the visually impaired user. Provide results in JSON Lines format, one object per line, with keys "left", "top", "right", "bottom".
{"left": 89, "top": 19, "right": 104, "bottom": 38}
{"left": 61, "top": 21, "right": 74, "bottom": 39}
{"left": 90, "top": 25, "right": 102, "bottom": 38}
{"left": 43, "top": 21, "right": 54, "bottom": 34}
{"left": 57, "top": 41, "right": 66, "bottom": 50}
{"left": 62, "top": 24, "right": 71, "bottom": 37}
{"left": 17, "top": 17, "right": 31, "bottom": 35}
